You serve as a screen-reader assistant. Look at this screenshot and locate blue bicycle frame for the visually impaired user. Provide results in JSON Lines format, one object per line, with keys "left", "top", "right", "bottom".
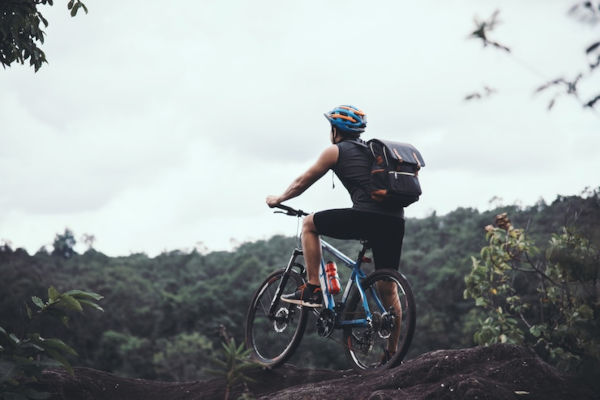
{"left": 318, "top": 239, "right": 383, "bottom": 329}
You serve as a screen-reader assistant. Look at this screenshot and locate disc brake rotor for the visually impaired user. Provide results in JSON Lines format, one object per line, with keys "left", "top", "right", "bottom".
{"left": 378, "top": 311, "right": 396, "bottom": 339}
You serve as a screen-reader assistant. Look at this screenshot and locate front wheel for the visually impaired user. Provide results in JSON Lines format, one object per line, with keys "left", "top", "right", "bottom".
{"left": 245, "top": 269, "right": 308, "bottom": 367}
{"left": 342, "top": 269, "right": 416, "bottom": 370}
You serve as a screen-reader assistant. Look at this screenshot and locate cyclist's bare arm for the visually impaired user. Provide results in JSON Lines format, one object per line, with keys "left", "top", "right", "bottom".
{"left": 266, "top": 145, "right": 339, "bottom": 207}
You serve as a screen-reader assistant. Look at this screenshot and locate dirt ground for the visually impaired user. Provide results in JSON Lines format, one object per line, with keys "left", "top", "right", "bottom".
{"left": 41, "top": 344, "right": 597, "bottom": 400}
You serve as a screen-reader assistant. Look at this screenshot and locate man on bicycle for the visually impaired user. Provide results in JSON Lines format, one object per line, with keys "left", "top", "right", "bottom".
{"left": 266, "top": 105, "right": 405, "bottom": 359}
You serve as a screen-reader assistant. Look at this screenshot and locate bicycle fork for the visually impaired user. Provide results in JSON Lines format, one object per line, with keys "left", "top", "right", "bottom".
{"left": 268, "top": 248, "right": 304, "bottom": 317}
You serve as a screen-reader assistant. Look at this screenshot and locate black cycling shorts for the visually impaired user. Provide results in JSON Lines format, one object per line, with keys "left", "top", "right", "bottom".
{"left": 313, "top": 208, "right": 405, "bottom": 270}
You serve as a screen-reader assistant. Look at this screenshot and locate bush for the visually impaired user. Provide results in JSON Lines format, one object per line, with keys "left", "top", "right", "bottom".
{"left": 464, "top": 213, "right": 600, "bottom": 386}
{"left": 0, "top": 287, "right": 102, "bottom": 399}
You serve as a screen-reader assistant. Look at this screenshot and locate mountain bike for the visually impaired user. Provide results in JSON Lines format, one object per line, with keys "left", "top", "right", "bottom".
{"left": 245, "top": 204, "right": 416, "bottom": 370}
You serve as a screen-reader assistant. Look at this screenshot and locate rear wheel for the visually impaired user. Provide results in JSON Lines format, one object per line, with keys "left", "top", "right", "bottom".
{"left": 245, "top": 269, "right": 308, "bottom": 367}
{"left": 342, "top": 269, "right": 416, "bottom": 370}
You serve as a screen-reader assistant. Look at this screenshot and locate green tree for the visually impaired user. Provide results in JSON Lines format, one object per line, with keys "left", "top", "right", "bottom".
{"left": 51, "top": 228, "right": 76, "bottom": 259}
{"left": 153, "top": 332, "right": 215, "bottom": 381}
{"left": 95, "top": 331, "right": 154, "bottom": 378}
{"left": 0, "top": 0, "right": 88, "bottom": 72}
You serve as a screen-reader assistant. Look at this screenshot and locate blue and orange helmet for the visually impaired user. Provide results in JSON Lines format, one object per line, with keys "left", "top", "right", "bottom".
{"left": 324, "top": 105, "right": 367, "bottom": 135}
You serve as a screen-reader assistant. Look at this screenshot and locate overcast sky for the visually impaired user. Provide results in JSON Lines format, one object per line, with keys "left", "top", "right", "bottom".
{"left": 1, "top": 0, "right": 598, "bottom": 256}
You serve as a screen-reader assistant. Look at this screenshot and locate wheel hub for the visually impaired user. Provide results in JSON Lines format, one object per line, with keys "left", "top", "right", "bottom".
{"left": 378, "top": 311, "right": 396, "bottom": 339}
{"left": 273, "top": 307, "right": 290, "bottom": 332}
{"left": 370, "top": 311, "right": 396, "bottom": 339}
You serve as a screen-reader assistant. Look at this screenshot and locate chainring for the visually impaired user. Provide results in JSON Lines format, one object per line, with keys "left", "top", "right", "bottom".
{"left": 316, "top": 308, "right": 336, "bottom": 338}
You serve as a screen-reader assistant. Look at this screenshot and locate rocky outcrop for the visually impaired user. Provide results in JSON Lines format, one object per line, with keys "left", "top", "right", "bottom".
{"left": 41, "top": 344, "right": 596, "bottom": 400}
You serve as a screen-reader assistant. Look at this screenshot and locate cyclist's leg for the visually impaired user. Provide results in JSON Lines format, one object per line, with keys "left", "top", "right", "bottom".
{"left": 301, "top": 214, "right": 322, "bottom": 286}
{"left": 369, "top": 217, "right": 405, "bottom": 355}
{"left": 313, "top": 208, "right": 365, "bottom": 241}
{"left": 376, "top": 280, "right": 402, "bottom": 353}
{"left": 286, "top": 209, "right": 363, "bottom": 306}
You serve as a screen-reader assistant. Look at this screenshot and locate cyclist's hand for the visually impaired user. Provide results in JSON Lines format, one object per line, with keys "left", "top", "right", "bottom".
{"left": 266, "top": 195, "right": 281, "bottom": 208}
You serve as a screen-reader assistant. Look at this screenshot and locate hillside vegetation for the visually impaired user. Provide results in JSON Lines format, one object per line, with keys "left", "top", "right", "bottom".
{"left": 1, "top": 189, "right": 598, "bottom": 383}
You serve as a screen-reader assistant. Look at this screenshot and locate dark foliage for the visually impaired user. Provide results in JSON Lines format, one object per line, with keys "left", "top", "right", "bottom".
{"left": 0, "top": 0, "right": 87, "bottom": 71}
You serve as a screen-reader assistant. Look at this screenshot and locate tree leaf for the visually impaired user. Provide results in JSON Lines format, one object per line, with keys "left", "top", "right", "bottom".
{"left": 9, "top": 333, "right": 22, "bottom": 345}
{"left": 529, "top": 325, "right": 543, "bottom": 337}
{"left": 22, "top": 342, "right": 46, "bottom": 352}
{"left": 46, "top": 349, "right": 74, "bottom": 375}
{"left": 64, "top": 290, "right": 103, "bottom": 301}
{"left": 57, "top": 294, "right": 83, "bottom": 312}
{"left": 32, "top": 296, "right": 45, "bottom": 309}
{"left": 48, "top": 287, "right": 60, "bottom": 302}
{"left": 39, "top": 14, "right": 49, "bottom": 28}
{"left": 42, "top": 338, "right": 78, "bottom": 356}
{"left": 78, "top": 299, "right": 104, "bottom": 312}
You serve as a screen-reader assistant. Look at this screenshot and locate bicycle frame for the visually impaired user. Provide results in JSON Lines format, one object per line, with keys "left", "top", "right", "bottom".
{"left": 268, "top": 237, "right": 383, "bottom": 330}
{"left": 319, "top": 239, "right": 379, "bottom": 329}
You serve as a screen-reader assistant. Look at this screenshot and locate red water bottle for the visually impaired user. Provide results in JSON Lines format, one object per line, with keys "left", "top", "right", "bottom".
{"left": 325, "top": 261, "right": 341, "bottom": 295}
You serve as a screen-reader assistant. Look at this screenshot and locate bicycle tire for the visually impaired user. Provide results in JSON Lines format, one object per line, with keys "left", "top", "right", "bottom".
{"left": 342, "top": 268, "right": 416, "bottom": 370}
{"left": 245, "top": 269, "right": 308, "bottom": 367}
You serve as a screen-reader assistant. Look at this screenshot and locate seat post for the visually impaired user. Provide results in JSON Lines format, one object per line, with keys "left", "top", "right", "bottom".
{"left": 358, "top": 240, "right": 370, "bottom": 262}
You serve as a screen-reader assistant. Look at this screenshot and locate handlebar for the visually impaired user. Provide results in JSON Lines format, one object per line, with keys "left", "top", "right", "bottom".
{"left": 272, "top": 204, "right": 309, "bottom": 217}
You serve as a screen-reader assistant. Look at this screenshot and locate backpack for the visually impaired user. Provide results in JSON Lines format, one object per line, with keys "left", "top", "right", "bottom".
{"left": 362, "top": 139, "right": 426, "bottom": 209}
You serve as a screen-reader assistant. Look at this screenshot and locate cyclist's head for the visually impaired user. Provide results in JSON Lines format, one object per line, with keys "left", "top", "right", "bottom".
{"left": 324, "top": 105, "right": 367, "bottom": 140}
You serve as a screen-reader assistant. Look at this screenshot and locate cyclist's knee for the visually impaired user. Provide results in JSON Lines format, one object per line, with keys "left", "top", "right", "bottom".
{"left": 302, "top": 213, "right": 318, "bottom": 234}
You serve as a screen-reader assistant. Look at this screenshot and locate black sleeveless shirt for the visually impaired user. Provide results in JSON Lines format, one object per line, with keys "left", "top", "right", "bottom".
{"left": 333, "top": 139, "right": 404, "bottom": 218}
